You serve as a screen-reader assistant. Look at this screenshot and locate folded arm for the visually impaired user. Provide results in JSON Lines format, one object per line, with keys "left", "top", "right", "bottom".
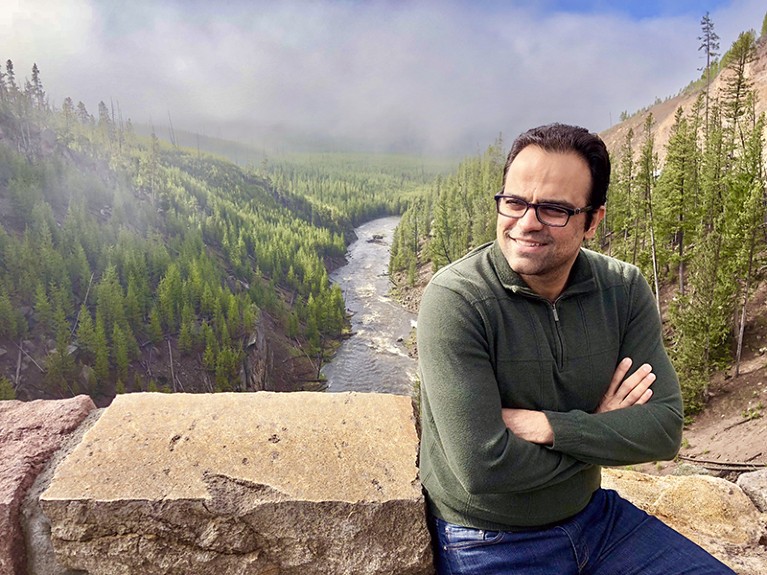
{"left": 503, "top": 357, "right": 657, "bottom": 444}
{"left": 504, "top": 277, "right": 683, "bottom": 467}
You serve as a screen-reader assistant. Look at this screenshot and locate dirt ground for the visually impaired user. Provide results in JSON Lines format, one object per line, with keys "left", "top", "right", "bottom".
{"left": 639, "top": 353, "right": 767, "bottom": 478}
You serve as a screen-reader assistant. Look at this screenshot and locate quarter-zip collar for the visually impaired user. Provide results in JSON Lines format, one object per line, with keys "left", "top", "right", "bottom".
{"left": 490, "top": 240, "right": 597, "bottom": 301}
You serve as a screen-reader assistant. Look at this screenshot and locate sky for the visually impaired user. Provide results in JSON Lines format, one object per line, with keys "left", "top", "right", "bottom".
{"left": 2, "top": 0, "right": 766, "bottom": 156}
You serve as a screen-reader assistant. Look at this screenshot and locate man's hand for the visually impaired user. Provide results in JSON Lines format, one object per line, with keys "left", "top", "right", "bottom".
{"left": 596, "top": 357, "right": 655, "bottom": 413}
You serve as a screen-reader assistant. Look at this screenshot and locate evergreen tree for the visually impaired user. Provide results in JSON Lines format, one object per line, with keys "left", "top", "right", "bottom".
{"left": 0, "top": 288, "right": 18, "bottom": 340}
{"left": 721, "top": 31, "right": 757, "bottom": 147}
{"left": 76, "top": 305, "right": 96, "bottom": 358}
{"left": 34, "top": 283, "right": 53, "bottom": 331}
{"left": 5, "top": 60, "right": 17, "bottom": 98}
{"left": 93, "top": 313, "right": 110, "bottom": 384}
{"left": 654, "top": 104, "right": 702, "bottom": 293}
{"left": 148, "top": 305, "right": 164, "bottom": 344}
{"left": 698, "top": 12, "right": 720, "bottom": 129}
{"left": 636, "top": 114, "right": 662, "bottom": 313}
{"left": 45, "top": 316, "right": 77, "bottom": 397}
{"left": 0, "top": 376, "right": 15, "bottom": 400}
{"left": 28, "top": 63, "right": 45, "bottom": 109}
{"left": 112, "top": 323, "right": 130, "bottom": 383}
{"left": 76, "top": 101, "right": 90, "bottom": 123}
{"left": 0, "top": 65, "right": 6, "bottom": 104}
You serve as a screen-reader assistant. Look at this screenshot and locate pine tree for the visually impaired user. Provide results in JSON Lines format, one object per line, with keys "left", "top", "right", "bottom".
{"left": 76, "top": 305, "right": 96, "bottom": 358}
{"left": 93, "top": 313, "right": 110, "bottom": 384}
{"left": 45, "top": 317, "right": 77, "bottom": 397}
{"left": 76, "top": 101, "right": 90, "bottom": 123}
{"left": 34, "top": 283, "right": 53, "bottom": 331}
{"left": 636, "top": 114, "right": 661, "bottom": 314}
{"left": 698, "top": 12, "right": 720, "bottom": 130}
{"left": 5, "top": 60, "right": 17, "bottom": 98}
{"left": 654, "top": 104, "right": 702, "bottom": 294}
{"left": 603, "top": 128, "right": 636, "bottom": 262}
{"left": 28, "top": 63, "right": 45, "bottom": 110}
{"left": 157, "top": 263, "right": 182, "bottom": 331}
{"left": 178, "top": 302, "right": 196, "bottom": 355}
{"left": 112, "top": 323, "right": 129, "bottom": 382}
{"left": 148, "top": 306, "right": 164, "bottom": 344}
{"left": 721, "top": 31, "right": 757, "bottom": 148}
{"left": 0, "top": 288, "right": 18, "bottom": 340}
{"left": 0, "top": 377, "right": 15, "bottom": 400}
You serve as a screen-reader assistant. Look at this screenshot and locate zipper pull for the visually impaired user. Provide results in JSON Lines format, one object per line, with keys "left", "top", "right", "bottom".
{"left": 551, "top": 303, "right": 560, "bottom": 322}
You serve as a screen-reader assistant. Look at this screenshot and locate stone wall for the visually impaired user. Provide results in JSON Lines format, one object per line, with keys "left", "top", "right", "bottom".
{"left": 1, "top": 392, "right": 766, "bottom": 575}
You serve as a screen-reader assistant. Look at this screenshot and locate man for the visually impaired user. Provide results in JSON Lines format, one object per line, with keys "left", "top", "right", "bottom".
{"left": 417, "top": 123, "right": 735, "bottom": 574}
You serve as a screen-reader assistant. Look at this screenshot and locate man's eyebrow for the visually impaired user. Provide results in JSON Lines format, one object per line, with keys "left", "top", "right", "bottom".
{"left": 508, "top": 194, "right": 576, "bottom": 209}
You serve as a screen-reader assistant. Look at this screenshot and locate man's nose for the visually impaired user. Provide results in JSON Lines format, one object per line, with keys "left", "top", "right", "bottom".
{"left": 516, "top": 206, "right": 544, "bottom": 230}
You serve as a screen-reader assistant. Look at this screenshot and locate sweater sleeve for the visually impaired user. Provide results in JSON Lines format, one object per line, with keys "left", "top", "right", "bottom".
{"left": 544, "top": 270, "right": 684, "bottom": 466}
{"left": 419, "top": 279, "right": 591, "bottom": 495}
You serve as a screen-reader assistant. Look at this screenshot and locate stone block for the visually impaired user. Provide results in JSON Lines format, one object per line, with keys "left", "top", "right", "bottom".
{"left": 0, "top": 395, "right": 96, "bottom": 575}
{"left": 41, "top": 392, "right": 433, "bottom": 575}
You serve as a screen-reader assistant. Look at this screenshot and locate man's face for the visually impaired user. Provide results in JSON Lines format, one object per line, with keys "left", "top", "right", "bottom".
{"left": 496, "top": 145, "right": 605, "bottom": 301}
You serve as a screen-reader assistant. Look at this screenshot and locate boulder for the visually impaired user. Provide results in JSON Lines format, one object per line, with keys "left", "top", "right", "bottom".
{"left": 41, "top": 391, "right": 432, "bottom": 575}
{"left": 0, "top": 395, "right": 96, "bottom": 575}
{"left": 738, "top": 468, "right": 767, "bottom": 513}
{"left": 603, "top": 468, "right": 767, "bottom": 574}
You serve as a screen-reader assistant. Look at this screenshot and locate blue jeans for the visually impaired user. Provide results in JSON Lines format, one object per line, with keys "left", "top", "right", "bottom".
{"left": 431, "top": 489, "right": 735, "bottom": 575}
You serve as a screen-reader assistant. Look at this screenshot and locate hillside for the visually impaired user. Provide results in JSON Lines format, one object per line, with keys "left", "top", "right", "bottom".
{"left": 0, "top": 74, "right": 419, "bottom": 404}
{"left": 597, "top": 32, "right": 767, "bottom": 473}
{"left": 601, "top": 34, "right": 767, "bottom": 163}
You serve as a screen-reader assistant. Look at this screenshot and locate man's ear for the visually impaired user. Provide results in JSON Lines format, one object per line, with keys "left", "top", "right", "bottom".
{"left": 584, "top": 205, "right": 606, "bottom": 239}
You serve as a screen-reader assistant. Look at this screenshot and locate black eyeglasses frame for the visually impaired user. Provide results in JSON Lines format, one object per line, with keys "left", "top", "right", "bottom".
{"left": 494, "top": 194, "right": 594, "bottom": 228}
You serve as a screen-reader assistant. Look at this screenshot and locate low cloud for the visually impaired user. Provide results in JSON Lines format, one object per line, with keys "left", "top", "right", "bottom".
{"left": 3, "top": 0, "right": 765, "bottom": 154}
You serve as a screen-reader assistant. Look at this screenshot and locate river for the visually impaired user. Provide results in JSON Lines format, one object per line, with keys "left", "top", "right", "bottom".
{"left": 321, "top": 216, "right": 418, "bottom": 396}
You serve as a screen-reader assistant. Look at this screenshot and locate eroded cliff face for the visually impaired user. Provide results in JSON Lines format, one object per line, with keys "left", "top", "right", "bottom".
{"left": 242, "top": 314, "right": 272, "bottom": 392}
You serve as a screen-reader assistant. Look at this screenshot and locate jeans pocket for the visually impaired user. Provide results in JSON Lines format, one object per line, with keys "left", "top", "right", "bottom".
{"left": 441, "top": 522, "right": 504, "bottom": 551}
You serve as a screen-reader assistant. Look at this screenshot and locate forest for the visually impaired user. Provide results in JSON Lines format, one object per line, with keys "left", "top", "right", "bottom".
{"left": 0, "top": 61, "right": 442, "bottom": 403}
{"left": 2, "top": 15, "right": 766, "bottom": 416}
{"left": 389, "top": 23, "right": 767, "bottom": 414}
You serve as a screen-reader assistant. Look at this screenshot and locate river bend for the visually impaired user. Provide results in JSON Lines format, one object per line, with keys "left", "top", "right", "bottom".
{"left": 321, "top": 216, "right": 417, "bottom": 396}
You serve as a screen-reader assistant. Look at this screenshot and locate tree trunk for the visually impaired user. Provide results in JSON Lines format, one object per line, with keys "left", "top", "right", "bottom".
{"left": 734, "top": 232, "right": 756, "bottom": 377}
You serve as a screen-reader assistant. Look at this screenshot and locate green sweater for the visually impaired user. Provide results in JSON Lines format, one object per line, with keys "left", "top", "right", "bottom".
{"left": 418, "top": 241, "right": 683, "bottom": 530}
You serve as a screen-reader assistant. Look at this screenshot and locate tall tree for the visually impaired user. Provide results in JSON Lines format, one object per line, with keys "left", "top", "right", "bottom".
{"left": 654, "top": 102, "right": 702, "bottom": 295}
{"left": 28, "top": 63, "right": 46, "bottom": 109}
{"left": 721, "top": 31, "right": 757, "bottom": 148}
{"left": 637, "top": 114, "right": 662, "bottom": 315}
{"left": 4, "top": 60, "right": 18, "bottom": 98}
{"left": 698, "top": 12, "right": 720, "bottom": 130}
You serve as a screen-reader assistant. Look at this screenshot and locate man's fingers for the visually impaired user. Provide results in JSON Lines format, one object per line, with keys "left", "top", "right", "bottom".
{"left": 596, "top": 360, "right": 655, "bottom": 413}
{"left": 607, "top": 357, "right": 633, "bottom": 395}
{"left": 621, "top": 371, "right": 655, "bottom": 405}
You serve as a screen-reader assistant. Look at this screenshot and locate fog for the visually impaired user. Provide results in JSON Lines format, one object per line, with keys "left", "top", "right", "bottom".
{"left": 3, "top": 0, "right": 766, "bottom": 155}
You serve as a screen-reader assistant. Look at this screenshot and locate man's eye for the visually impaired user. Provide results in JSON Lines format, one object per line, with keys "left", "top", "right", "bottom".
{"left": 539, "top": 206, "right": 568, "bottom": 217}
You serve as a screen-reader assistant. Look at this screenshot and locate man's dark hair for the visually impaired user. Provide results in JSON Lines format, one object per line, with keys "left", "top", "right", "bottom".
{"left": 502, "top": 123, "right": 611, "bottom": 226}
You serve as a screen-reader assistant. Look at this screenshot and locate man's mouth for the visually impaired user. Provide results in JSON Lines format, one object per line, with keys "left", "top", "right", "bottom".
{"left": 512, "top": 237, "right": 547, "bottom": 248}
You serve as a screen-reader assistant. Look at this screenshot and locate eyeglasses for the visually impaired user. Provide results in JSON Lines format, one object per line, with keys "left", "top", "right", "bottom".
{"left": 494, "top": 194, "right": 594, "bottom": 228}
